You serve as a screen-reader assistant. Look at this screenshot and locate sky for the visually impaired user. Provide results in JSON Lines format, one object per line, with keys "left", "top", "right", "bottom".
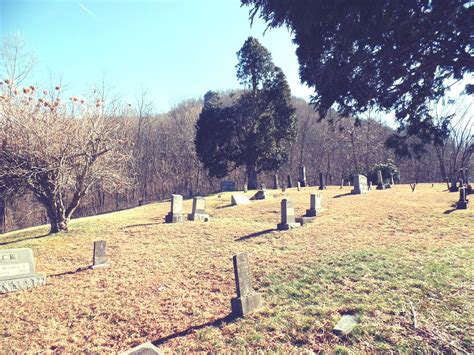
{"left": 1, "top": 0, "right": 314, "bottom": 113}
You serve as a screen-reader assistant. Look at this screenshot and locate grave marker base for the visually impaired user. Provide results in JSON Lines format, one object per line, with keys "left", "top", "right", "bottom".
{"left": 165, "top": 213, "right": 184, "bottom": 223}
{"left": 333, "top": 313, "right": 359, "bottom": 336}
{"left": 295, "top": 216, "right": 316, "bottom": 225}
{"left": 456, "top": 201, "right": 468, "bottom": 209}
{"left": 0, "top": 274, "right": 46, "bottom": 294}
{"left": 277, "top": 222, "right": 301, "bottom": 230}
{"left": 187, "top": 213, "right": 210, "bottom": 222}
{"left": 305, "top": 209, "right": 317, "bottom": 217}
{"left": 231, "top": 293, "right": 262, "bottom": 317}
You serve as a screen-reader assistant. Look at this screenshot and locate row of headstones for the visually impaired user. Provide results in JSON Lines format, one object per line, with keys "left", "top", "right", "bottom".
{"left": 0, "top": 240, "right": 108, "bottom": 294}
{"left": 277, "top": 194, "right": 322, "bottom": 230}
{"left": 165, "top": 195, "right": 210, "bottom": 223}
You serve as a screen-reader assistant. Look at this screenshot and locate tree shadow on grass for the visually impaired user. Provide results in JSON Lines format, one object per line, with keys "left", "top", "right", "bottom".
{"left": 152, "top": 313, "right": 236, "bottom": 346}
{"left": 0, "top": 233, "right": 50, "bottom": 246}
{"left": 122, "top": 223, "right": 161, "bottom": 229}
{"left": 333, "top": 192, "right": 352, "bottom": 199}
{"left": 49, "top": 267, "right": 90, "bottom": 278}
{"left": 235, "top": 228, "right": 276, "bottom": 242}
{"left": 216, "top": 204, "right": 235, "bottom": 209}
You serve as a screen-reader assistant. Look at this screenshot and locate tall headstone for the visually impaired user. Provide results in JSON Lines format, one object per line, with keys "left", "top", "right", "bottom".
{"left": 299, "top": 166, "right": 307, "bottom": 187}
{"left": 165, "top": 194, "right": 184, "bottom": 223}
{"left": 351, "top": 175, "right": 368, "bottom": 195}
{"left": 187, "top": 196, "right": 210, "bottom": 222}
{"left": 456, "top": 187, "right": 468, "bottom": 209}
{"left": 0, "top": 248, "right": 46, "bottom": 293}
{"left": 287, "top": 175, "right": 293, "bottom": 188}
{"left": 319, "top": 173, "right": 326, "bottom": 190}
{"left": 273, "top": 175, "right": 279, "bottom": 190}
{"left": 305, "top": 193, "right": 321, "bottom": 217}
{"left": 91, "top": 240, "right": 109, "bottom": 269}
{"left": 297, "top": 181, "right": 301, "bottom": 191}
{"left": 277, "top": 199, "right": 301, "bottom": 230}
{"left": 230, "top": 253, "right": 262, "bottom": 317}
{"left": 376, "top": 170, "right": 385, "bottom": 190}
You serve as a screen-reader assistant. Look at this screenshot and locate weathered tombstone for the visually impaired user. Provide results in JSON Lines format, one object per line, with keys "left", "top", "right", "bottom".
{"left": 368, "top": 181, "right": 373, "bottom": 191}
{"left": 243, "top": 183, "right": 248, "bottom": 193}
{"left": 456, "top": 187, "right": 468, "bottom": 209}
{"left": 122, "top": 342, "right": 164, "bottom": 355}
{"left": 319, "top": 173, "right": 326, "bottom": 190}
{"left": 333, "top": 313, "right": 359, "bottom": 336}
{"left": 165, "top": 194, "right": 184, "bottom": 223}
{"left": 91, "top": 240, "right": 109, "bottom": 269}
{"left": 187, "top": 196, "right": 210, "bottom": 222}
{"left": 299, "top": 166, "right": 307, "bottom": 187}
{"left": 220, "top": 180, "right": 236, "bottom": 192}
{"left": 277, "top": 199, "right": 301, "bottom": 230}
{"left": 0, "top": 248, "right": 46, "bottom": 293}
{"left": 351, "top": 174, "right": 368, "bottom": 195}
{"left": 340, "top": 179, "right": 344, "bottom": 189}
{"left": 282, "top": 185, "right": 286, "bottom": 192}
{"left": 231, "top": 194, "right": 250, "bottom": 206}
{"left": 376, "top": 170, "right": 385, "bottom": 190}
{"left": 297, "top": 181, "right": 301, "bottom": 191}
{"left": 273, "top": 175, "right": 279, "bottom": 190}
{"left": 305, "top": 193, "right": 320, "bottom": 217}
{"left": 251, "top": 190, "right": 268, "bottom": 200}
{"left": 449, "top": 178, "right": 459, "bottom": 192}
{"left": 230, "top": 252, "right": 262, "bottom": 317}
{"left": 390, "top": 173, "right": 395, "bottom": 185}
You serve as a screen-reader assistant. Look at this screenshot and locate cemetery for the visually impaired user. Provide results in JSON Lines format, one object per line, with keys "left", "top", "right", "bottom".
{"left": 0, "top": 183, "right": 472, "bottom": 352}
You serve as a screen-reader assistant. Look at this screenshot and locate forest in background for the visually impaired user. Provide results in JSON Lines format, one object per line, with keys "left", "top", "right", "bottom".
{"left": 2, "top": 93, "right": 471, "bottom": 233}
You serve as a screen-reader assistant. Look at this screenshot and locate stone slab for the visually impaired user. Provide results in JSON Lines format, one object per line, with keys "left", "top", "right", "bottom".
{"left": 333, "top": 313, "right": 359, "bottom": 336}
{"left": 295, "top": 216, "right": 316, "bottom": 225}
{"left": 122, "top": 342, "right": 164, "bottom": 355}
{"left": 0, "top": 274, "right": 46, "bottom": 294}
{"left": 165, "top": 213, "right": 184, "bottom": 223}
{"left": 231, "top": 194, "right": 250, "bottom": 205}
{"left": 231, "top": 293, "right": 262, "bottom": 317}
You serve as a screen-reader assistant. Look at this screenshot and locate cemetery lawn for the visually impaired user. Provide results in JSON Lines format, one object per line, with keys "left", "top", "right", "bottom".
{"left": 0, "top": 184, "right": 472, "bottom": 353}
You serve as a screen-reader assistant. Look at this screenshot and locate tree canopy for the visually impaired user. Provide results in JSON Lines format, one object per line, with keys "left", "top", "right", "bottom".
{"left": 241, "top": 0, "right": 473, "bottom": 155}
{"left": 195, "top": 37, "right": 296, "bottom": 189}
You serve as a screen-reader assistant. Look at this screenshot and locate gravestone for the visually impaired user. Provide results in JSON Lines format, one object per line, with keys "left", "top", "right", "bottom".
{"left": 299, "top": 166, "right": 307, "bottom": 187}
{"left": 376, "top": 170, "right": 385, "bottom": 190}
{"left": 297, "top": 181, "right": 301, "bottom": 191}
{"left": 122, "top": 342, "right": 164, "bottom": 355}
{"left": 351, "top": 174, "right": 368, "bottom": 195}
{"left": 287, "top": 175, "right": 293, "bottom": 188}
{"left": 319, "top": 173, "right": 326, "bottom": 190}
{"left": 91, "top": 240, "right": 109, "bottom": 269}
{"left": 449, "top": 178, "right": 459, "bottom": 192}
{"left": 456, "top": 187, "right": 468, "bottom": 209}
{"left": 390, "top": 173, "right": 395, "bottom": 185}
{"left": 273, "top": 175, "right": 279, "bottom": 190}
{"left": 231, "top": 194, "right": 250, "bottom": 206}
{"left": 340, "top": 179, "right": 344, "bottom": 189}
{"left": 277, "top": 199, "right": 301, "bottom": 230}
{"left": 251, "top": 190, "right": 268, "bottom": 200}
{"left": 260, "top": 183, "right": 266, "bottom": 191}
{"left": 165, "top": 194, "right": 184, "bottom": 223}
{"left": 243, "top": 183, "right": 248, "bottom": 193}
{"left": 368, "top": 181, "right": 372, "bottom": 191}
{"left": 0, "top": 248, "right": 46, "bottom": 293}
{"left": 305, "top": 193, "right": 321, "bottom": 217}
{"left": 187, "top": 196, "right": 210, "bottom": 222}
{"left": 282, "top": 185, "right": 286, "bottom": 192}
{"left": 230, "top": 252, "right": 262, "bottom": 317}
{"left": 220, "top": 180, "right": 236, "bottom": 192}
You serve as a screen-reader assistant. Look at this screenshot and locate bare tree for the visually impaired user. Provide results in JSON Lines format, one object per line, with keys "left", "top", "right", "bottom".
{"left": 0, "top": 82, "right": 134, "bottom": 233}
{"left": 1, "top": 34, "right": 36, "bottom": 88}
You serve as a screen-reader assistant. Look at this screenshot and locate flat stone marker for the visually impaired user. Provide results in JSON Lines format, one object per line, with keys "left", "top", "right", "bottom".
{"left": 0, "top": 248, "right": 46, "bottom": 293}
{"left": 92, "top": 240, "right": 109, "bottom": 269}
{"left": 333, "top": 313, "right": 359, "bottom": 336}
{"left": 231, "top": 252, "right": 262, "bottom": 317}
{"left": 231, "top": 194, "right": 250, "bottom": 205}
{"left": 165, "top": 194, "right": 184, "bottom": 223}
{"left": 122, "top": 342, "right": 163, "bottom": 355}
{"left": 351, "top": 174, "right": 368, "bottom": 195}
{"left": 376, "top": 170, "right": 385, "bottom": 190}
{"left": 277, "top": 199, "right": 301, "bottom": 230}
{"left": 187, "top": 196, "right": 210, "bottom": 222}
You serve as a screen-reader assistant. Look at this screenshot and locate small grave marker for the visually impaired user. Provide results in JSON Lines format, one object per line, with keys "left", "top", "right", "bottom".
{"left": 91, "top": 240, "right": 109, "bottom": 269}
{"left": 231, "top": 194, "right": 250, "bottom": 205}
{"left": 0, "top": 248, "right": 46, "bottom": 293}
{"left": 230, "top": 252, "right": 262, "bottom": 317}
{"left": 456, "top": 187, "right": 468, "bottom": 209}
{"left": 243, "top": 183, "right": 248, "bottom": 193}
{"left": 287, "top": 175, "right": 293, "bottom": 188}
{"left": 376, "top": 170, "right": 385, "bottom": 190}
{"left": 333, "top": 313, "right": 359, "bottom": 336}
{"left": 277, "top": 199, "right": 301, "bottom": 230}
{"left": 319, "top": 173, "right": 326, "bottom": 190}
{"left": 251, "top": 190, "right": 268, "bottom": 200}
{"left": 299, "top": 166, "right": 307, "bottom": 187}
{"left": 297, "top": 181, "right": 301, "bottom": 191}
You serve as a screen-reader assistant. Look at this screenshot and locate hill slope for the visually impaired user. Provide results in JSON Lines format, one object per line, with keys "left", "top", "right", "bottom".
{"left": 0, "top": 184, "right": 472, "bottom": 352}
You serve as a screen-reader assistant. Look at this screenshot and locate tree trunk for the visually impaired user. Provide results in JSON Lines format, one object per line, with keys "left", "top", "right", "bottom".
{"left": 45, "top": 204, "right": 69, "bottom": 234}
{"left": 247, "top": 163, "right": 258, "bottom": 190}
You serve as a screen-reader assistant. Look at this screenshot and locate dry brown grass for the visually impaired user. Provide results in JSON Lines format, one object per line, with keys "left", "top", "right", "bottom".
{"left": 0, "top": 184, "right": 472, "bottom": 352}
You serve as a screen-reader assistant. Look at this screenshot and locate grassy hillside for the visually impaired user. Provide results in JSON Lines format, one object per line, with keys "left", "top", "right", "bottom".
{"left": 0, "top": 184, "right": 472, "bottom": 353}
